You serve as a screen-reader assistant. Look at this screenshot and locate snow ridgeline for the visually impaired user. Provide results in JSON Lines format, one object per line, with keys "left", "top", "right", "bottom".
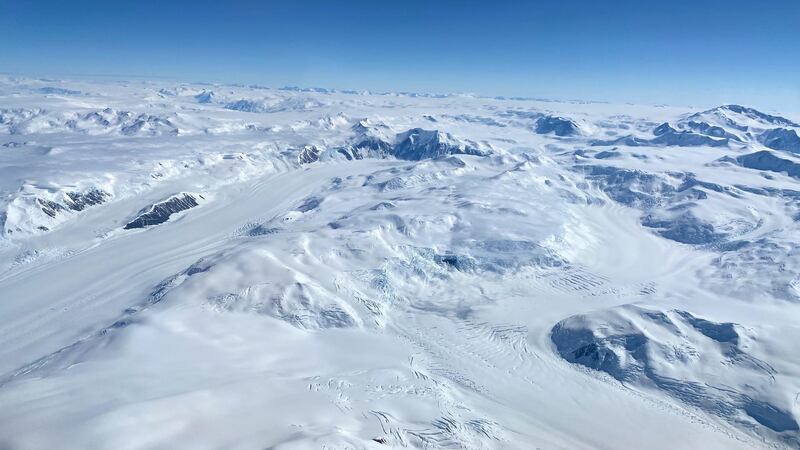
{"left": 588, "top": 105, "right": 800, "bottom": 152}
{"left": 0, "top": 151, "right": 278, "bottom": 240}
{"left": 297, "top": 122, "right": 491, "bottom": 163}
{"left": 0, "top": 120, "right": 495, "bottom": 240}
{"left": 3, "top": 186, "right": 111, "bottom": 237}
{"left": 0, "top": 107, "right": 180, "bottom": 136}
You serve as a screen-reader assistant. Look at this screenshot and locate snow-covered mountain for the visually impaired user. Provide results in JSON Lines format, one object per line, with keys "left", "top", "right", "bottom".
{"left": 1, "top": 76, "right": 799, "bottom": 449}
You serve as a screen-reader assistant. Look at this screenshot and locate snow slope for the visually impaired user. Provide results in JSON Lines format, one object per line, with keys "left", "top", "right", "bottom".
{"left": 0, "top": 76, "right": 799, "bottom": 449}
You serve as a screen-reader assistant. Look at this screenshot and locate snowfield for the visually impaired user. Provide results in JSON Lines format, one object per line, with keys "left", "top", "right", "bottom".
{"left": 1, "top": 76, "right": 799, "bottom": 449}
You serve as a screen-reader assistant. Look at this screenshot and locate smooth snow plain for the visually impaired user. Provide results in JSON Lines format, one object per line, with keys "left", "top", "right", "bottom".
{"left": 1, "top": 77, "right": 799, "bottom": 449}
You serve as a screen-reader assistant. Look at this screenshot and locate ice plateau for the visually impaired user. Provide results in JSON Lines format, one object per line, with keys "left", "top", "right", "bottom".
{"left": 0, "top": 76, "right": 799, "bottom": 449}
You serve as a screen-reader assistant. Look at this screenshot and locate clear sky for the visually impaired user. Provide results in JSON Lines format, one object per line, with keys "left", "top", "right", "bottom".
{"left": 1, "top": 0, "right": 798, "bottom": 111}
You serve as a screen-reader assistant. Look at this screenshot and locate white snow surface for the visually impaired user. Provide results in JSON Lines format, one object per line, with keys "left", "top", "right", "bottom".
{"left": 1, "top": 76, "right": 800, "bottom": 449}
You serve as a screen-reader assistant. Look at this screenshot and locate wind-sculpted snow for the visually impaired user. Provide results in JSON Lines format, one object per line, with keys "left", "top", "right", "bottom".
{"left": 1, "top": 76, "right": 799, "bottom": 449}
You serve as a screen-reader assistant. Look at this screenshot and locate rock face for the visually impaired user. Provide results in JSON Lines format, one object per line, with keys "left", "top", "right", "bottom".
{"left": 328, "top": 120, "right": 394, "bottom": 161}
{"left": 119, "top": 114, "right": 176, "bottom": 136}
{"left": 653, "top": 122, "right": 678, "bottom": 136}
{"left": 651, "top": 130, "right": 728, "bottom": 147}
{"left": 297, "top": 145, "right": 322, "bottom": 164}
{"left": 593, "top": 126, "right": 729, "bottom": 148}
{"left": 298, "top": 125, "right": 489, "bottom": 164}
{"left": 758, "top": 128, "right": 800, "bottom": 153}
{"left": 580, "top": 165, "right": 683, "bottom": 208}
{"left": 194, "top": 91, "right": 215, "bottom": 104}
{"left": 64, "top": 189, "right": 109, "bottom": 212}
{"left": 682, "top": 120, "right": 742, "bottom": 141}
{"left": 2, "top": 187, "right": 111, "bottom": 237}
{"left": 686, "top": 104, "right": 800, "bottom": 129}
{"left": 224, "top": 99, "right": 270, "bottom": 113}
{"left": 663, "top": 105, "right": 800, "bottom": 147}
{"left": 641, "top": 211, "right": 725, "bottom": 245}
{"left": 35, "top": 189, "right": 109, "bottom": 219}
{"left": 716, "top": 105, "right": 800, "bottom": 127}
{"left": 733, "top": 150, "right": 800, "bottom": 179}
{"left": 392, "top": 128, "right": 488, "bottom": 160}
{"left": 534, "top": 115, "right": 581, "bottom": 136}
{"left": 124, "top": 193, "right": 201, "bottom": 229}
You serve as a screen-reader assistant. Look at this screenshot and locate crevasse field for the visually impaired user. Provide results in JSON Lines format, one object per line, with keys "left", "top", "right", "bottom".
{"left": 1, "top": 76, "right": 799, "bottom": 449}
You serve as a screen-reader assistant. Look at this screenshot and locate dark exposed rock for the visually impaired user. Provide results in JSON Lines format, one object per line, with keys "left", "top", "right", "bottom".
{"left": 593, "top": 128, "right": 729, "bottom": 148}
{"left": 534, "top": 115, "right": 581, "bottom": 136}
{"left": 653, "top": 122, "right": 678, "bottom": 136}
{"left": 30, "top": 188, "right": 110, "bottom": 228}
{"left": 434, "top": 253, "right": 478, "bottom": 272}
{"left": 591, "top": 135, "right": 652, "bottom": 147}
{"left": 683, "top": 121, "right": 741, "bottom": 141}
{"left": 224, "top": 99, "right": 269, "bottom": 113}
{"left": 687, "top": 105, "right": 800, "bottom": 129}
{"left": 392, "top": 128, "right": 488, "bottom": 160}
{"left": 579, "top": 165, "right": 677, "bottom": 208}
{"left": 297, "top": 196, "right": 321, "bottom": 212}
{"left": 733, "top": 150, "right": 800, "bottom": 179}
{"left": 37, "top": 198, "right": 66, "bottom": 218}
{"left": 124, "top": 193, "right": 201, "bottom": 229}
{"left": 594, "top": 150, "right": 621, "bottom": 159}
{"left": 298, "top": 124, "right": 490, "bottom": 164}
{"left": 194, "top": 91, "right": 215, "bottom": 103}
{"left": 579, "top": 165, "right": 736, "bottom": 245}
{"left": 297, "top": 145, "right": 322, "bottom": 164}
{"left": 758, "top": 128, "right": 800, "bottom": 154}
{"left": 246, "top": 225, "right": 279, "bottom": 236}
{"left": 716, "top": 105, "right": 799, "bottom": 127}
{"left": 642, "top": 212, "right": 725, "bottom": 245}
{"left": 37, "top": 87, "right": 81, "bottom": 95}
{"left": 121, "top": 114, "right": 176, "bottom": 136}
{"left": 552, "top": 306, "right": 797, "bottom": 435}
{"left": 64, "top": 188, "right": 109, "bottom": 211}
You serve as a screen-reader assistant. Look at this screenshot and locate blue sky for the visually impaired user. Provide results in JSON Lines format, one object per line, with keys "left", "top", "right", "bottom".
{"left": 1, "top": 0, "right": 798, "bottom": 110}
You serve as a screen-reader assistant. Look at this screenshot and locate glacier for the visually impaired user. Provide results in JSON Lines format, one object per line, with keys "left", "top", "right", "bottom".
{"left": 0, "top": 76, "right": 799, "bottom": 449}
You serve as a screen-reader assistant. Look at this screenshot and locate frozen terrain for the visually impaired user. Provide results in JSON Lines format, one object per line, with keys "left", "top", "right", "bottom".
{"left": 0, "top": 76, "right": 799, "bottom": 449}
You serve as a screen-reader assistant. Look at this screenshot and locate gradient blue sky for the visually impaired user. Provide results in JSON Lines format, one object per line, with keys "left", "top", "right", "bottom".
{"left": 1, "top": 0, "right": 798, "bottom": 110}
